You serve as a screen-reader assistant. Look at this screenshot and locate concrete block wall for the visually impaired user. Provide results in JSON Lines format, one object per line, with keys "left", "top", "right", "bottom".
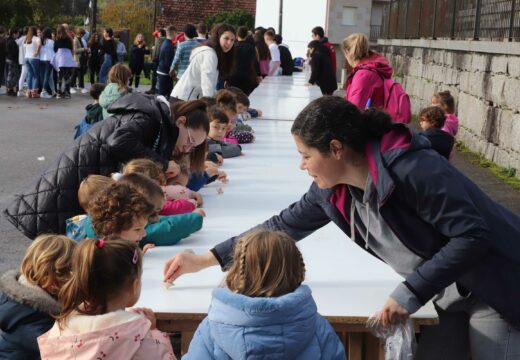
{"left": 377, "top": 39, "right": 520, "bottom": 177}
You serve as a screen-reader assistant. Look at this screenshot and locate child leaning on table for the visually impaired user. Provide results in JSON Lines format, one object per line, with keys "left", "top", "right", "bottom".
{"left": 183, "top": 229, "right": 346, "bottom": 359}
{"left": 86, "top": 175, "right": 204, "bottom": 248}
{"left": 0, "top": 235, "right": 76, "bottom": 359}
{"left": 123, "top": 158, "right": 201, "bottom": 216}
{"left": 37, "top": 238, "right": 176, "bottom": 360}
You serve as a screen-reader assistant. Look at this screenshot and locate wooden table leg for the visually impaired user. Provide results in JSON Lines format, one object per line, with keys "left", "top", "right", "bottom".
{"left": 348, "top": 332, "right": 363, "bottom": 360}
{"left": 364, "top": 333, "right": 384, "bottom": 360}
{"left": 181, "top": 331, "right": 195, "bottom": 355}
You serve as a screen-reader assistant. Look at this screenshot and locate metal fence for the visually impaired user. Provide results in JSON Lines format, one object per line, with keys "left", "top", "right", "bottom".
{"left": 381, "top": 0, "right": 520, "bottom": 41}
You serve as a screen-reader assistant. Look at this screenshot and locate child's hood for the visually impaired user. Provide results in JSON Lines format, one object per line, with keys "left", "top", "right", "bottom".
{"left": 207, "top": 285, "right": 318, "bottom": 358}
{"left": 0, "top": 270, "right": 60, "bottom": 317}
{"left": 38, "top": 311, "right": 155, "bottom": 359}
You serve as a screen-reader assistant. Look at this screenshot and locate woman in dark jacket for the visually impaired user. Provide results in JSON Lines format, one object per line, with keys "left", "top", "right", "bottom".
{"left": 307, "top": 40, "right": 337, "bottom": 95}
{"left": 4, "top": 95, "right": 209, "bottom": 239}
{"left": 98, "top": 27, "right": 118, "bottom": 84}
{"left": 87, "top": 32, "right": 102, "bottom": 85}
{"left": 164, "top": 96, "right": 520, "bottom": 359}
{"left": 129, "top": 33, "right": 150, "bottom": 90}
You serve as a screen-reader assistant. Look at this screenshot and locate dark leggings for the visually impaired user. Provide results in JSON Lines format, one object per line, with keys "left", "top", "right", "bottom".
{"left": 58, "top": 67, "right": 74, "bottom": 95}
{"left": 131, "top": 67, "right": 143, "bottom": 88}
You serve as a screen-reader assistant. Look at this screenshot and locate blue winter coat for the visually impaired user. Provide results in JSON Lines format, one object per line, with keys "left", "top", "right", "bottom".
{"left": 183, "top": 285, "right": 345, "bottom": 359}
{"left": 211, "top": 124, "right": 520, "bottom": 326}
{"left": 0, "top": 270, "right": 60, "bottom": 360}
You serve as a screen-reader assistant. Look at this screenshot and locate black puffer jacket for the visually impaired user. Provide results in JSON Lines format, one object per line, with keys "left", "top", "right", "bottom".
{"left": 4, "top": 94, "right": 178, "bottom": 239}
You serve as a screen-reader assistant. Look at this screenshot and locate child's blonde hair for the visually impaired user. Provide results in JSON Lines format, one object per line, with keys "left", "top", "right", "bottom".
{"left": 56, "top": 238, "right": 142, "bottom": 328}
{"left": 123, "top": 158, "right": 167, "bottom": 186}
{"left": 78, "top": 175, "right": 115, "bottom": 212}
{"left": 226, "top": 229, "right": 306, "bottom": 298}
{"left": 21, "top": 234, "right": 77, "bottom": 297}
{"left": 108, "top": 63, "right": 132, "bottom": 91}
{"left": 342, "top": 33, "right": 372, "bottom": 66}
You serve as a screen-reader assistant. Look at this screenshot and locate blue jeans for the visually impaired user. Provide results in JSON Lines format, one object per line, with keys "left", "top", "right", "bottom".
{"left": 25, "top": 58, "right": 40, "bottom": 90}
{"left": 98, "top": 54, "right": 113, "bottom": 84}
{"left": 39, "top": 61, "right": 54, "bottom": 94}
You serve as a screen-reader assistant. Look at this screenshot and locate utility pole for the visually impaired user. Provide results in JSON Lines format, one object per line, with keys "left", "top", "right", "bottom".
{"left": 278, "top": 0, "right": 283, "bottom": 36}
{"left": 91, "top": 0, "right": 98, "bottom": 32}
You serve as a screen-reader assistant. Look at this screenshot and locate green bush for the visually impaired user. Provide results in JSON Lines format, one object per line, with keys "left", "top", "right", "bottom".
{"left": 205, "top": 10, "right": 254, "bottom": 31}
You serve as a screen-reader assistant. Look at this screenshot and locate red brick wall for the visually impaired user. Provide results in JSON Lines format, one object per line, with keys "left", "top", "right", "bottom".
{"left": 156, "top": 0, "right": 256, "bottom": 31}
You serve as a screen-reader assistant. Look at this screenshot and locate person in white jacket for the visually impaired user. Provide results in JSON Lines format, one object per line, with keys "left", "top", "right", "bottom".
{"left": 171, "top": 23, "right": 235, "bottom": 100}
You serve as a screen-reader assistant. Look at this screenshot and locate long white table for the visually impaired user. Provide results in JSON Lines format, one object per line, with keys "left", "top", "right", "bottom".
{"left": 137, "top": 75, "right": 438, "bottom": 359}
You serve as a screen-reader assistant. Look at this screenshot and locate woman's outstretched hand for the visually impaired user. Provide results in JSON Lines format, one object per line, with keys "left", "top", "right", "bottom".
{"left": 380, "top": 297, "right": 409, "bottom": 327}
{"left": 163, "top": 250, "right": 219, "bottom": 283}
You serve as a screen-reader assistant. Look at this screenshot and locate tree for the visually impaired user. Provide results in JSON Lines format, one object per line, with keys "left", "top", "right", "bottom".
{"left": 99, "top": 0, "right": 154, "bottom": 41}
{"left": 205, "top": 9, "right": 255, "bottom": 31}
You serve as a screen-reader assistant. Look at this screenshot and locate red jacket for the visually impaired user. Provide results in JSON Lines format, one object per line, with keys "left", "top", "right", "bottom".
{"left": 321, "top": 38, "right": 336, "bottom": 75}
{"left": 344, "top": 52, "right": 393, "bottom": 110}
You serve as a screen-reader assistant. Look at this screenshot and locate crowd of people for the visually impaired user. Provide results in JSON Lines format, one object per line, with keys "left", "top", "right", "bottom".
{"left": 1, "top": 19, "right": 519, "bottom": 360}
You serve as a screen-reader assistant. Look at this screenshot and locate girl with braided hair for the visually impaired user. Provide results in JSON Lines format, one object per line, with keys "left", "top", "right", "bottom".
{"left": 183, "top": 229, "right": 345, "bottom": 359}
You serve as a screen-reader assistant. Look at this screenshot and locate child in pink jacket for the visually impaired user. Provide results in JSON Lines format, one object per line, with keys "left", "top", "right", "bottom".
{"left": 432, "top": 90, "right": 459, "bottom": 136}
{"left": 38, "top": 238, "right": 175, "bottom": 360}
{"left": 343, "top": 33, "right": 393, "bottom": 111}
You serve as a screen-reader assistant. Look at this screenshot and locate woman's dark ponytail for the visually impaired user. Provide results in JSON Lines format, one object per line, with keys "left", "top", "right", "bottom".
{"left": 292, "top": 97, "right": 392, "bottom": 154}
{"left": 360, "top": 108, "right": 392, "bottom": 141}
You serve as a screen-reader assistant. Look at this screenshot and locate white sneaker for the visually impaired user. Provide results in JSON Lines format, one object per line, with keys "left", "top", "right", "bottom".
{"left": 81, "top": 88, "right": 89, "bottom": 94}
{"left": 134, "top": 88, "right": 140, "bottom": 93}
{"left": 17, "top": 90, "right": 26, "bottom": 97}
{"left": 40, "top": 91, "right": 53, "bottom": 99}
{"left": 70, "top": 88, "right": 77, "bottom": 94}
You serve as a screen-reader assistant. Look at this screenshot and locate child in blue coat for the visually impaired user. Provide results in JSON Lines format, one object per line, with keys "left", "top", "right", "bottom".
{"left": 183, "top": 229, "right": 346, "bottom": 359}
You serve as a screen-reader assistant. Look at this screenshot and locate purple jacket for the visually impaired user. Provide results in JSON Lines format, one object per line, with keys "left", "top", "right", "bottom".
{"left": 212, "top": 124, "right": 520, "bottom": 325}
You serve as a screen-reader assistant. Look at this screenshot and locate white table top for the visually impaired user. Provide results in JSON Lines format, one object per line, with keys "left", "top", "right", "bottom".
{"left": 248, "top": 73, "right": 322, "bottom": 120}
{"left": 137, "top": 115, "right": 437, "bottom": 320}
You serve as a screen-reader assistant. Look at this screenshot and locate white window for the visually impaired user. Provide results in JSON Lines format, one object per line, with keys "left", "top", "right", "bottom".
{"left": 342, "top": 6, "right": 357, "bottom": 26}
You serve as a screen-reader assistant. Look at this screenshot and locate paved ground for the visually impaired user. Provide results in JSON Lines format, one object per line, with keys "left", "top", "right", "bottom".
{"left": 0, "top": 89, "right": 519, "bottom": 274}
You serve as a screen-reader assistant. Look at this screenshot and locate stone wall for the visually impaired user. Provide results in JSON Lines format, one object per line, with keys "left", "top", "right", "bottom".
{"left": 156, "top": 0, "right": 256, "bottom": 31}
{"left": 377, "top": 39, "right": 520, "bottom": 177}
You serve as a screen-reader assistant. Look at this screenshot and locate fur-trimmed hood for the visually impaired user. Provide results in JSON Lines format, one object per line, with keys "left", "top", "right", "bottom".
{"left": 0, "top": 270, "right": 60, "bottom": 316}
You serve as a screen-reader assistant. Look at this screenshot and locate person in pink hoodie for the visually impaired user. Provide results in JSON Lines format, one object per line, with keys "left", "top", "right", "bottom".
{"left": 342, "top": 33, "right": 393, "bottom": 110}
{"left": 432, "top": 90, "right": 459, "bottom": 136}
{"left": 37, "top": 238, "right": 175, "bottom": 360}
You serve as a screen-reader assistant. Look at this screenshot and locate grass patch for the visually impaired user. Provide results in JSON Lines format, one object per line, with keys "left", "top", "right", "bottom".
{"left": 455, "top": 142, "right": 520, "bottom": 191}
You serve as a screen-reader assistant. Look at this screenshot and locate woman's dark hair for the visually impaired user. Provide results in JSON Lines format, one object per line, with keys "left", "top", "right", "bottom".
{"left": 56, "top": 238, "right": 142, "bottom": 328}
{"left": 208, "top": 106, "right": 230, "bottom": 124}
{"left": 307, "top": 40, "right": 322, "bottom": 50}
{"left": 291, "top": 97, "right": 392, "bottom": 154}
{"left": 237, "top": 26, "right": 249, "bottom": 39}
{"left": 254, "top": 33, "right": 270, "bottom": 61}
{"left": 183, "top": 23, "right": 197, "bottom": 39}
{"left": 56, "top": 25, "right": 68, "bottom": 40}
{"left": 8, "top": 27, "right": 19, "bottom": 37}
{"left": 209, "top": 23, "right": 236, "bottom": 79}
{"left": 88, "top": 32, "right": 100, "bottom": 46}
{"left": 199, "top": 96, "right": 216, "bottom": 107}
{"left": 104, "top": 27, "right": 113, "bottom": 37}
{"left": 171, "top": 100, "right": 210, "bottom": 172}
{"left": 41, "top": 27, "right": 52, "bottom": 45}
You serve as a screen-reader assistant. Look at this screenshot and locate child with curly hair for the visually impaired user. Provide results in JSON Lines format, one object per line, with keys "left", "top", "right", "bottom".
{"left": 38, "top": 239, "right": 175, "bottom": 359}
{"left": 0, "top": 235, "right": 76, "bottom": 358}
{"left": 183, "top": 229, "right": 345, "bottom": 359}
{"left": 85, "top": 174, "right": 203, "bottom": 247}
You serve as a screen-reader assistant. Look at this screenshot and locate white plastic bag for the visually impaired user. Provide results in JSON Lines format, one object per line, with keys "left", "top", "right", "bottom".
{"left": 366, "top": 312, "right": 416, "bottom": 360}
